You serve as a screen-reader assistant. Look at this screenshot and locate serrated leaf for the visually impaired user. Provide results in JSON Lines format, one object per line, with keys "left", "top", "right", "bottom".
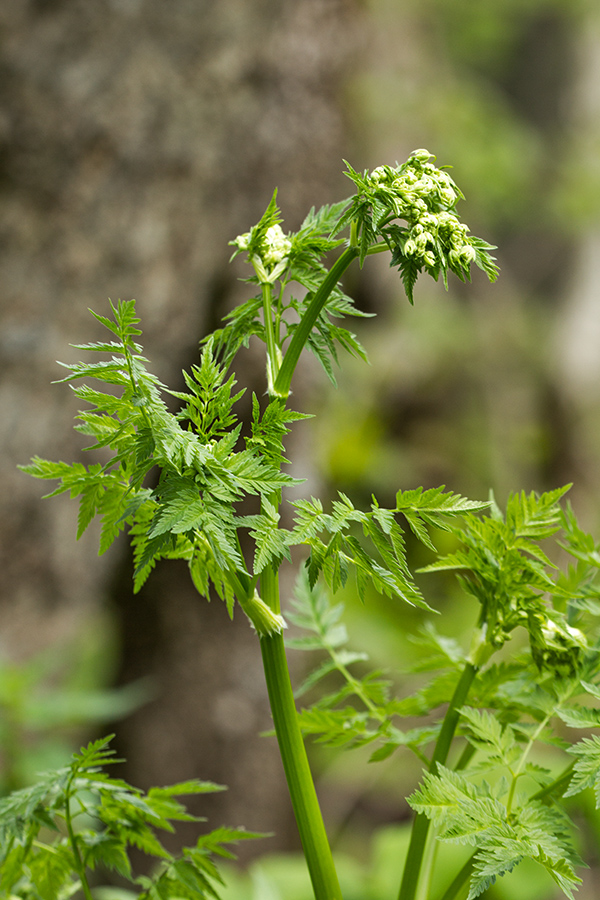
{"left": 460, "top": 707, "right": 518, "bottom": 767}
{"left": 246, "top": 498, "right": 293, "bottom": 573}
{"left": 557, "top": 707, "right": 600, "bottom": 729}
{"left": 565, "top": 734, "right": 600, "bottom": 804}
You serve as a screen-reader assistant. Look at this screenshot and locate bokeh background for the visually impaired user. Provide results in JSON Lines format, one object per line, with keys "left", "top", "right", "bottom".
{"left": 2, "top": 1, "right": 600, "bottom": 897}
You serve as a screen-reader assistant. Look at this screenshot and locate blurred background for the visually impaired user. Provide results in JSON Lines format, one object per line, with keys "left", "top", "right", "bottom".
{"left": 2, "top": 0, "right": 600, "bottom": 897}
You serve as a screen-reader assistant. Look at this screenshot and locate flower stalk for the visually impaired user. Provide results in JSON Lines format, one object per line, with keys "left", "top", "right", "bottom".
{"left": 273, "top": 244, "right": 360, "bottom": 398}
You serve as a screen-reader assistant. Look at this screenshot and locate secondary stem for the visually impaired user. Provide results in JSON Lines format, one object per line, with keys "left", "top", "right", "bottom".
{"left": 505, "top": 713, "right": 551, "bottom": 816}
{"left": 260, "top": 563, "right": 343, "bottom": 900}
{"left": 437, "top": 856, "right": 474, "bottom": 900}
{"left": 262, "top": 281, "right": 281, "bottom": 395}
{"left": 273, "top": 244, "right": 359, "bottom": 399}
{"left": 398, "top": 662, "right": 479, "bottom": 900}
{"left": 65, "top": 781, "right": 94, "bottom": 900}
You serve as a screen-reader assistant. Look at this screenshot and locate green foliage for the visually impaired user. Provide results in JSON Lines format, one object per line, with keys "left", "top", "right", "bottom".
{"left": 420, "top": 487, "right": 583, "bottom": 662}
{"left": 20, "top": 300, "right": 297, "bottom": 618}
{"left": 0, "top": 736, "right": 263, "bottom": 899}
{"left": 290, "top": 487, "right": 488, "bottom": 610}
{"left": 17, "top": 154, "right": 600, "bottom": 900}
{"left": 287, "top": 492, "right": 600, "bottom": 899}
{"left": 224, "top": 195, "right": 370, "bottom": 388}
{"left": 409, "top": 763, "right": 582, "bottom": 899}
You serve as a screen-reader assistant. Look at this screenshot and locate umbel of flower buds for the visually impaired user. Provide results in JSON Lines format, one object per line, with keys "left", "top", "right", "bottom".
{"left": 366, "top": 150, "right": 481, "bottom": 275}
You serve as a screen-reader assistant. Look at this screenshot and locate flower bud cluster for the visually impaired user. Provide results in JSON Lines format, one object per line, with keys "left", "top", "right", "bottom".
{"left": 531, "top": 614, "right": 587, "bottom": 677}
{"left": 233, "top": 224, "right": 292, "bottom": 284}
{"left": 262, "top": 225, "right": 292, "bottom": 266}
{"left": 367, "top": 150, "right": 476, "bottom": 272}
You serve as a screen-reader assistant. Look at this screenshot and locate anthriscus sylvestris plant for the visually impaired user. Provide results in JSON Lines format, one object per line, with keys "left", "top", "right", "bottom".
{"left": 18, "top": 150, "right": 600, "bottom": 900}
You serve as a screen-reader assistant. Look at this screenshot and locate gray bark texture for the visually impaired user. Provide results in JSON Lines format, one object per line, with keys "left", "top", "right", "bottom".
{"left": 0, "top": 0, "right": 361, "bottom": 856}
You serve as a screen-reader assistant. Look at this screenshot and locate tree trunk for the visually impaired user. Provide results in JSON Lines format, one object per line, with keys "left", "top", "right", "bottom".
{"left": 0, "top": 0, "right": 361, "bottom": 858}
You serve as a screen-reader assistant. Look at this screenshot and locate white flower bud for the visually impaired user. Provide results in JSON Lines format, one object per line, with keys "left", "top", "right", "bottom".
{"left": 234, "top": 232, "right": 251, "bottom": 251}
{"left": 440, "top": 187, "right": 457, "bottom": 206}
{"left": 421, "top": 213, "right": 438, "bottom": 228}
{"left": 415, "top": 232, "right": 431, "bottom": 252}
{"left": 437, "top": 212, "right": 458, "bottom": 228}
{"left": 411, "top": 148, "right": 432, "bottom": 162}
{"left": 262, "top": 224, "right": 292, "bottom": 266}
{"left": 370, "top": 166, "right": 388, "bottom": 184}
{"left": 413, "top": 176, "right": 434, "bottom": 195}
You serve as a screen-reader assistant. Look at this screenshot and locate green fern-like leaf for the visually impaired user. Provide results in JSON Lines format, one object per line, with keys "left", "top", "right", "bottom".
{"left": 565, "top": 734, "right": 600, "bottom": 805}
{"left": 244, "top": 497, "right": 293, "bottom": 574}
{"left": 409, "top": 763, "right": 582, "bottom": 900}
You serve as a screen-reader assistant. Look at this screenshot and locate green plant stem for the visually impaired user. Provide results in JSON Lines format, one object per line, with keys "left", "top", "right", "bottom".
{"left": 253, "top": 419, "right": 340, "bottom": 895}
{"left": 506, "top": 711, "right": 552, "bottom": 815}
{"left": 260, "top": 562, "right": 342, "bottom": 900}
{"left": 437, "top": 856, "right": 474, "bottom": 900}
{"left": 64, "top": 780, "right": 94, "bottom": 900}
{"left": 273, "top": 244, "right": 359, "bottom": 398}
{"left": 262, "top": 281, "right": 281, "bottom": 394}
{"left": 533, "top": 762, "right": 574, "bottom": 801}
{"left": 399, "top": 662, "right": 478, "bottom": 900}
{"left": 431, "top": 663, "right": 478, "bottom": 770}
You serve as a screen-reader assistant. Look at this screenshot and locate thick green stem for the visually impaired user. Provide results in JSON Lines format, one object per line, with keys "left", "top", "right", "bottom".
{"left": 260, "top": 563, "right": 342, "bottom": 900}
{"left": 273, "top": 245, "right": 359, "bottom": 398}
{"left": 250, "top": 233, "right": 369, "bottom": 897}
{"left": 398, "top": 662, "right": 478, "bottom": 900}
